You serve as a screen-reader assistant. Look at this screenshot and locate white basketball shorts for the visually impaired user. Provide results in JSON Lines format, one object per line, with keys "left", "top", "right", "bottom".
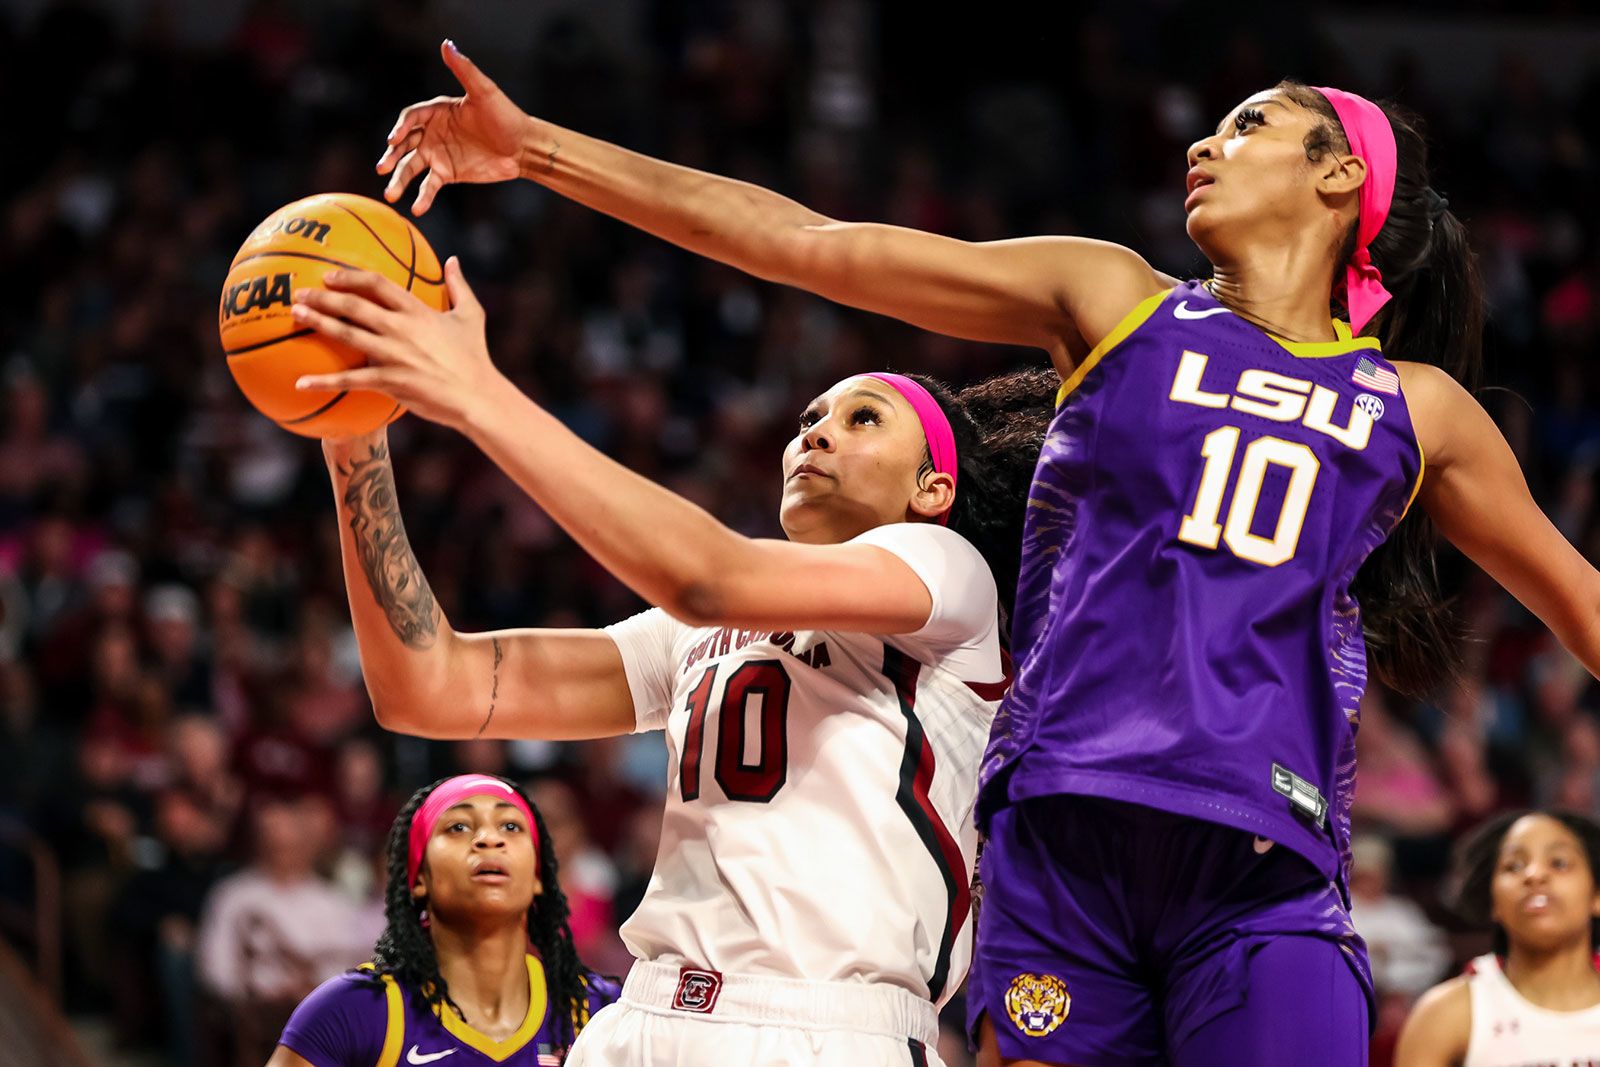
{"left": 568, "top": 961, "right": 944, "bottom": 1067}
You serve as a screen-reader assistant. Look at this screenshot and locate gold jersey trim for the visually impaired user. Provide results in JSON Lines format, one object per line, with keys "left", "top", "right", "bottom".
{"left": 1056, "top": 287, "right": 1173, "bottom": 407}
{"left": 377, "top": 973, "right": 403, "bottom": 1067}
{"left": 1268, "top": 317, "right": 1383, "bottom": 359}
{"left": 434, "top": 954, "right": 548, "bottom": 1062}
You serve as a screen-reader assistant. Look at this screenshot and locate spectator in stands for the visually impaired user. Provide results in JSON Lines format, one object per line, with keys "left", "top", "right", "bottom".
{"left": 526, "top": 779, "right": 623, "bottom": 972}
{"left": 0, "top": 3, "right": 1599, "bottom": 1063}
{"left": 195, "top": 795, "right": 370, "bottom": 1007}
{"left": 145, "top": 583, "right": 213, "bottom": 712}
{"left": 1352, "top": 833, "right": 1452, "bottom": 1063}
{"left": 108, "top": 788, "right": 231, "bottom": 1067}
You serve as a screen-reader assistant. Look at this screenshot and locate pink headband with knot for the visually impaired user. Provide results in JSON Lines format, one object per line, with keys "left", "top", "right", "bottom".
{"left": 1314, "top": 87, "right": 1397, "bottom": 333}
{"left": 407, "top": 774, "right": 536, "bottom": 891}
{"left": 864, "top": 373, "right": 958, "bottom": 525}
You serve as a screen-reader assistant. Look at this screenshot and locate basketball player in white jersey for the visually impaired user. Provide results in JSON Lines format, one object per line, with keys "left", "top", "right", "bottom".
{"left": 287, "top": 263, "right": 1053, "bottom": 1064}
{"left": 1397, "top": 810, "right": 1600, "bottom": 1066}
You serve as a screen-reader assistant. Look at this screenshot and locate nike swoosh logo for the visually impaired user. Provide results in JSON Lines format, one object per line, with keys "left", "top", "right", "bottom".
{"left": 407, "top": 1048, "right": 458, "bottom": 1065}
{"left": 1173, "top": 301, "right": 1231, "bottom": 320}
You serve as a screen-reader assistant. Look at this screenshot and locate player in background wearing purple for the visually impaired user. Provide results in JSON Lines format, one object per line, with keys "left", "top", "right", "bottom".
{"left": 369, "top": 42, "right": 1600, "bottom": 1066}
{"left": 1397, "top": 811, "right": 1600, "bottom": 1066}
{"left": 267, "top": 774, "right": 619, "bottom": 1067}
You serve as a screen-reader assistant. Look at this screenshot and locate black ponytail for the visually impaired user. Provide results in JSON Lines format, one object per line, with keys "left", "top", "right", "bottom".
{"left": 904, "top": 368, "right": 1059, "bottom": 629}
{"left": 366, "top": 776, "right": 595, "bottom": 1049}
{"left": 1281, "top": 80, "right": 1487, "bottom": 697}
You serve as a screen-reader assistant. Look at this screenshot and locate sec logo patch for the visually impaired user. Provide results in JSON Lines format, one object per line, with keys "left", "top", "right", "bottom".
{"left": 1005, "top": 972, "right": 1070, "bottom": 1037}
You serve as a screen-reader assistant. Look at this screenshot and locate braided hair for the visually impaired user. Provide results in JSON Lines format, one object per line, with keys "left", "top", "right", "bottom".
{"left": 1276, "top": 80, "right": 1487, "bottom": 698}
{"left": 903, "top": 368, "right": 1060, "bottom": 626}
{"left": 366, "top": 776, "right": 594, "bottom": 1048}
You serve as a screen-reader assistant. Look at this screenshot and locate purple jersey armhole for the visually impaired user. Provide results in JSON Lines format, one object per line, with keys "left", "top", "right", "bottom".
{"left": 585, "top": 972, "right": 622, "bottom": 1015}
{"left": 279, "top": 971, "right": 390, "bottom": 1067}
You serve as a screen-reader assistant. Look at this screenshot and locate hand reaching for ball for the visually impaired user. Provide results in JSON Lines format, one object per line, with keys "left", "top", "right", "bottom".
{"left": 292, "top": 258, "right": 505, "bottom": 436}
{"left": 378, "top": 40, "right": 529, "bottom": 215}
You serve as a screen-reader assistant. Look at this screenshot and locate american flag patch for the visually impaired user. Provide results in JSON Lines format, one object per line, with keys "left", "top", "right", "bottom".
{"left": 1351, "top": 355, "right": 1399, "bottom": 395}
{"left": 537, "top": 1054, "right": 561, "bottom": 1066}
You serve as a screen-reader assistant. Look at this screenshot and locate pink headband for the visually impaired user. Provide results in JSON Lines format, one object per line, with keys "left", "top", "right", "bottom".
{"left": 407, "top": 775, "right": 536, "bottom": 890}
{"left": 1314, "top": 87, "right": 1397, "bottom": 333}
{"left": 864, "top": 373, "right": 958, "bottom": 525}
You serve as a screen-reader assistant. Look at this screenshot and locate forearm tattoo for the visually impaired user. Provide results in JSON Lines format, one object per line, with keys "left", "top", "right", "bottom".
{"left": 476, "top": 637, "right": 503, "bottom": 738}
{"left": 338, "top": 442, "right": 441, "bottom": 649}
{"left": 523, "top": 138, "right": 560, "bottom": 177}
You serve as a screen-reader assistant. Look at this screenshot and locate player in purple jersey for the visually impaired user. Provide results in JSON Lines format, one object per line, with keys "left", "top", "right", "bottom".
{"left": 366, "top": 44, "right": 1600, "bottom": 1066}
{"left": 267, "top": 774, "right": 620, "bottom": 1067}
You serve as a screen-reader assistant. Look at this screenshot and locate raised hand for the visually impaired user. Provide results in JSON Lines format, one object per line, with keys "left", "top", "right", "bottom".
{"left": 377, "top": 40, "right": 529, "bottom": 215}
{"left": 290, "top": 258, "right": 506, "bottom": 434}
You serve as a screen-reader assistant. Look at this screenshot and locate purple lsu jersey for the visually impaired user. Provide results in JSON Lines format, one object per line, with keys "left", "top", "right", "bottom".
{"left": 278, "top": 955, "right": 621, "bottom": 1067}
{"left": 981, "top": 279, "right": 1423, "bottom": 883}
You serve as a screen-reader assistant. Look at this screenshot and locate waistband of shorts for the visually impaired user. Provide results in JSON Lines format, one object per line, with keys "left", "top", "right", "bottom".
{"left": 620, "top": 959, "right": 939, "bottom": 1044}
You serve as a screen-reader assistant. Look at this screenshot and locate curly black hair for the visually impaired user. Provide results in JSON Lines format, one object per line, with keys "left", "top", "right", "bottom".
{"left": 364, "top": 776, "right": 595, "bottom": 1048}
{"left": 1449, "top": 809, "right": 1600, "bottom": 957}
{"left": 903, "top": 368, "right": 1059, "bottom": 629}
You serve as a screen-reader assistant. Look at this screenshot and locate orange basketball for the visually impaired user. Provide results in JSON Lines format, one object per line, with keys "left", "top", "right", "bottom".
{"left": 217, "top": 192, "right": 449, "bottom": 438}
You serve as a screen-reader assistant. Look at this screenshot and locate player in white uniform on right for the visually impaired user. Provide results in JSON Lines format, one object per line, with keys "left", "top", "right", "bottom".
{"left": 292, "top": 258, "right": 1053, "bottom": 1066}
{"left": 1397, "top": 810, "right": 1600, "bottom": 1067}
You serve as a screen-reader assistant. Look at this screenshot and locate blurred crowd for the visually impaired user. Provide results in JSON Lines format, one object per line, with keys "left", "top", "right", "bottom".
{"left": 0, "top": 1, "right": 1598, "bottom": 1065}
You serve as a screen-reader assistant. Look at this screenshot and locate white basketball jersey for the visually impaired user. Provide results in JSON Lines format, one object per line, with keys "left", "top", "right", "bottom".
{"left": 1465, "top": 953, "right": 1600, "bottom": 1067}
{"left": 604, "top": 523, "right": 1006, "bottom": 1008}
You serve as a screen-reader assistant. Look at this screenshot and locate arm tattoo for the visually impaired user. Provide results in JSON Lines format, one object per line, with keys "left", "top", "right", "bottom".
{"left": 338, "top": 442, "right": 441, "bottom": 649}
{"left": 476, "top": 637, "right": 503, "bottom": 738}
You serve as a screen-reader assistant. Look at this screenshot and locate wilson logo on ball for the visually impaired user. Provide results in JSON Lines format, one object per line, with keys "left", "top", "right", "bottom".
{"left": 221, "top": 273, "right": 294, "bottom": 320}
{"left": 251, "top": 215, "right": 331, "bottom": 244}
{"left": 219, "top": 191, "right": 446, "bottom": 438}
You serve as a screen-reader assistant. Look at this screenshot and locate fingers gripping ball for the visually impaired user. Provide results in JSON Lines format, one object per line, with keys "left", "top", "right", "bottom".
{"left": 218, "top": 193, "right": 449, "bottom": 438}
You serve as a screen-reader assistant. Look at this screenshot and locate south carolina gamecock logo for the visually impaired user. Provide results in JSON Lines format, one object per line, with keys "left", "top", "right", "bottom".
{"left": 671, "top": 967, "right": 723, "bottom": 1014}
{"left": 1005, "top": 972, "right": 1069, "bottom": 1037}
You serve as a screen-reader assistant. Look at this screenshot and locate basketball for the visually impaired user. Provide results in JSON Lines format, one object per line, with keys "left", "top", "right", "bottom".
{"left": 217, "top": 192, "right": 449, "bottom": 438}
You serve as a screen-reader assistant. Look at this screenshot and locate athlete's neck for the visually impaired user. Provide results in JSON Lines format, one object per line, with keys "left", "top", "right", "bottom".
{"left": 1206, "top": 237, "right": 1343, "bottom": 343}
{"left": 430, "top": 920, "right": 532, "bottom": 1040}
{"left": 1502, "top": 940, "right": 1600, "bottom": 1012}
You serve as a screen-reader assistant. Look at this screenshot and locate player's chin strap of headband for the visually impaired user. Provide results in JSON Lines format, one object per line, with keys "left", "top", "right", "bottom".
{"left": 863, "top": 373, "right": 958, "bottom": 526}
{"left": 1313, "top": 87, "right": 1397, "bottom": 334}
{"left": 407, "top": 775, "right": 538, "bottom": 892}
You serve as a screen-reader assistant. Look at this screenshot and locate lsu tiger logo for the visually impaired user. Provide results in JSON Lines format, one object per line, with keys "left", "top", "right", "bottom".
{"left": 1005, "top": 972, "right": 1069, "bottom": 1037}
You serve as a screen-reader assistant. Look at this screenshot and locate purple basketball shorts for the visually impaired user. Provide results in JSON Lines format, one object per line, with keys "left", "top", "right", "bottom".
{"left": 968, "top": 795, "right": 1371, "bottom": 1066}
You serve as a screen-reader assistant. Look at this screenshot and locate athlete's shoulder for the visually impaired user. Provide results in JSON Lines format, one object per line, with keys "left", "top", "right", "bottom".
{"left": 279, "top": 968, "right": 392, "bottom": 1067}
{"left": 1393, "top": 360, "right": 1475, "bottom": 468}
{"left": 1055, "top": 242, "right": 1173, "bottom": 351}
{"left": 851, "top": 521, "right": 988, "bottom": 569}
{"left": 604, "top": 605, "right": 704, "bottom": 653}
{"left": 1393, "top": 360, "right": 1462, "bottom": 403}
{"left": 851, "top": 522, "right": 998, "bottom": 618}
{"left": 300, "top": 967, "right": 392, "bottom": 1016}
{"left": 1395, "top": 973, "right": 1471, "bottom": 1066}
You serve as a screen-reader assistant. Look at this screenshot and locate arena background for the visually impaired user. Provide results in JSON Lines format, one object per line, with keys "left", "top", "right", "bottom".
{"left": 1, "top": 1, "right": 1599, "bottom": 1064}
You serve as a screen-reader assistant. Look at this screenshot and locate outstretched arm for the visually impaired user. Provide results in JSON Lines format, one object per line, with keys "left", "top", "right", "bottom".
{"left": 1405, "top": 362, "right": 1600, "bottom": 673}
{"left": 378, "top": 41, "right": 1168, "bottom": 363}
{"left": 323, "top": 430, "right": 637, "bottom": 741}
{"left": 296, "top": 266, "right": 941, "bottom": 637}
